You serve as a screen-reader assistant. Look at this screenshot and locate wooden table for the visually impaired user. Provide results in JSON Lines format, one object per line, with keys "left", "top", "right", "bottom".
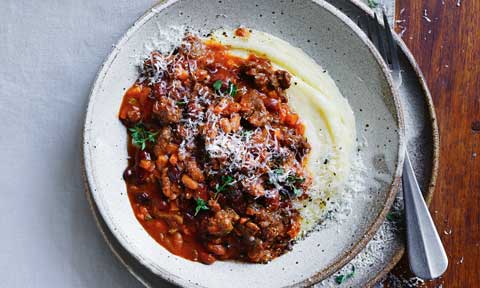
{"left": 383, "top": 0, "right": 480, "bottom": 287}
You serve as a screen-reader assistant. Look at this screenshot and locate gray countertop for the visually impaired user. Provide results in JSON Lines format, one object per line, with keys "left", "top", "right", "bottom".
{"left": 0, "top": 0, "right": 394, "bottom": 287}
{"left": 0, "top": 1, "right": 153, "bottom": 287}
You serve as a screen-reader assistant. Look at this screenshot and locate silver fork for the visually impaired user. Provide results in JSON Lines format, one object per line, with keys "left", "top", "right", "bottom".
{"left": 358, "top": 9, "right": 448, "bottom": 280}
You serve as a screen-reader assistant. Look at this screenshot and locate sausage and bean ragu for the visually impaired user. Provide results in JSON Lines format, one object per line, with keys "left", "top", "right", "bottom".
{"left": 119, "top": 29, "right": 312, "bottom": 264}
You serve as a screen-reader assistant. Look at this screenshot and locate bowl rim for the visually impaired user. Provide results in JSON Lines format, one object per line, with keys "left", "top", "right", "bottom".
{"left": 82, "top": 0, "right": 406, "bottom": 287}
{"left": 343, "top": 0, "right": 439, "bottom": 286}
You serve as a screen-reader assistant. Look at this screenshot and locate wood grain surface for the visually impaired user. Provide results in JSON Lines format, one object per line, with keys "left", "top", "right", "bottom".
{"left": 384, "top": 0, "right": 480, "bottom": 287}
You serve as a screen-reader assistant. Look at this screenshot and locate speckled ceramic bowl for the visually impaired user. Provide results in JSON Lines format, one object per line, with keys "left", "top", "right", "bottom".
{"left": 82, "top": 0, "right": 405, "bottom": 287}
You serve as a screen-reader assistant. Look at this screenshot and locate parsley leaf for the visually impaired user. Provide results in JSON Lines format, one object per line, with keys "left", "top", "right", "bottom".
{"left": 176, "top": 100, "right": 187, "bottom": 106}
{"left": 335, "top": 265, "right": 355, "bottom": 284}
{"left": 335, "top": 275, "right": 347, "bottom": 285}
{"left": 386, "top": 212, "right": 398, "bottom": 221}
{"left": 129, "top": 123, "right": 158, "bottom": 150}
{"left": 269, "top": 169, "right": 305, "bottom": 191}
{"left": 227, "top": 81, "right": 237, "bottom": 96}
{"left": 293, "top": 187, "right": 303, "bottom": 197}
{"left": 286, "top": 173, "right": 305, "bottom": 196}
{"left": 213, "top": 80, "right": 223, "bottom": 92}
{"left": 213, "top": 80, "right": 237, "bottom": 97}
{"left": 368, "top": 0, "right": 378, "bottom": 8}
{"left": 241, "top": 130, "right": 253, "bottom": 138}
{"left": 194, "top": 198, "right": 209, "bottom": 216}
{"left": 286, "top": 174, "right": 306, "bottom": 184}
{"left": 215, "top": 175, "right": 235, "bottom": 195}
{"left": 267, "top": 169, "right": 306, "bottom": 197}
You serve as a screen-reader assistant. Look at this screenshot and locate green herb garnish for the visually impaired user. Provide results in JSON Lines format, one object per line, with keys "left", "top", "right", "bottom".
{"left": 213, "top": 80, "right": 223, "bottom": 92}
{"left": 269, "top": 169, "right": 305, "bottom": 197}
{"left": 194, "top": 198, "right": 209, "bottom": 216}
{"left": 215, "top": 175, "right": 235, "bottom": 195}
{"left": 293, "top": 187, "right": 303, "bottom": 197}
{"left": 241, "top": 130, "right": 253, "bottom": 138}
{"left": 129, "top": 123, "right": 158, "bottom": 150}
{"left": 176, "top": 100, "right": 187, "bottom": 106}
{"left": 227, "top": 81, "right": 237, "bottom": 96}
{"left": 286, "top": 175, "right": 306, "bottom": 184}
{"left": 386, "top": 212, "right": 397, "bottom": 221}
{"left": 288, "top": 175, "right": 305, "bottom": 197}
{"left": 367, "top": 0, "right": 378, "bottom": 8}
{"left": 213, "top": 80, "right": 237, "bottom": 97}
{"left": 335, "top": 265, "right": 355, "bottom": 284}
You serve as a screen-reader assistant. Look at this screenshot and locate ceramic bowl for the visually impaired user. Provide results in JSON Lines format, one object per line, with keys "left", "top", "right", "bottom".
{"left": 83, "top": 0, "right": 405, "bottom": 287}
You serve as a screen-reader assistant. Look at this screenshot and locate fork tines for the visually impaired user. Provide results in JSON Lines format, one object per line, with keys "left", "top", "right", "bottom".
{"left": 357, "top": 9, "right": 400, "bottom": 75}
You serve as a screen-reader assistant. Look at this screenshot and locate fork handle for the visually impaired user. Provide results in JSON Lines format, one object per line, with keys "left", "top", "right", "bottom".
{"left": 403, "top": 152, "right": 448, "bottom": 279}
